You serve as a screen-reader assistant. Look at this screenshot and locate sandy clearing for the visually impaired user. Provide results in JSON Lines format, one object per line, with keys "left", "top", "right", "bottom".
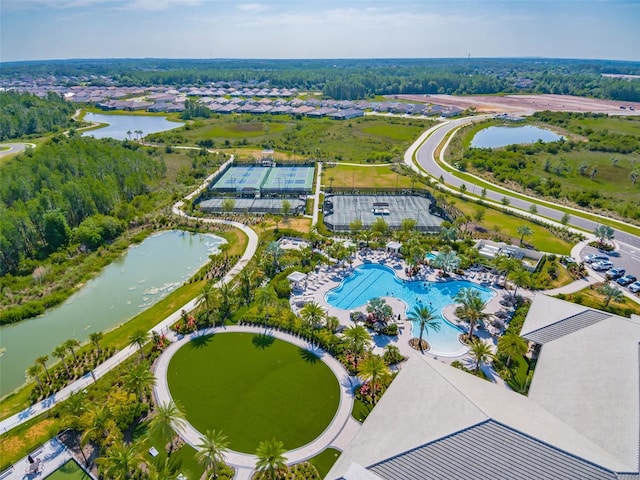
{"left": 394, "top": 93, "right": 640, "bottom": 116}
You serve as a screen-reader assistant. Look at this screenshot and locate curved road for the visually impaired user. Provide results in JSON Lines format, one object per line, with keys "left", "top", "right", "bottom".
{"left": 0, "top": 142, "right": 36, "bottom": 158}
{"left": 408, "top": 117, "right": 640, "bottom": 249}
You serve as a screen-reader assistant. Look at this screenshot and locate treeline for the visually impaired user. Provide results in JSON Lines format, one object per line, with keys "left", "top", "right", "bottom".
{"left": 3, "top": 58, "right": 640, "bottom": 101}
{"left": 0, "top": 91, "right": 74, "bottom": 140}
{"left": 0, "top": 136, "right": 165, "bottom": 276}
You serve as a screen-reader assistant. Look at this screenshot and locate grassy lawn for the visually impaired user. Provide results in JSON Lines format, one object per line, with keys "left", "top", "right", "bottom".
{"left": 167, "top": 332, "right": 340, "bottom": 453}
{"left": 0, "top": 227, "right": 248, "bottom": 421}
{"left": 308, "top": 448, "right": 341, "bottom": 478}
{"left": 324, "top": 163, "right": 416, "bottom": 189}
{"left": 45, "top": 459, "right": 91, "bottom": 480}
{"left": 556, "top": 286, "right": 640, "bottom": 317}
{"left": 150, "top": 114, "right": 435, "bottom": 163}
{"left": 351, "top": 398, "right": 373, "bottom": 423}
{"left": 455, "top": 202, "right": 573, "bottom": 255}
{"left": 133, "top": 422, "right": 205, "bottom": 480}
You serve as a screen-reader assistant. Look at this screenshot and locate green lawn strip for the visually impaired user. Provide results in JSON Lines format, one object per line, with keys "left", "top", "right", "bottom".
{"left": 350, "top": 398, "right": 373, "bottom": 423}
{"left": 308, "top": 448, "right": 342, "bottom": 478}
{"left": 134, "top": 422, "right": 205, "bottom": 480}
{"left": 555, "top": 287, "right": 640, "bottom": 317}
{"left": 455, "top": 201, "right": 573, "bottom": 255}
{"left": 167, "top": 333, "right": 340, "bottom": 453}
{"left": 325, "top": 163, "right": 415, "bottom": 189}
{"left": 0, "top": 228, "right": 248, "bottom": 421}
{"left": 0, "top": 146, "right": 10, "bottom": 151}
{"left": 45, "top": 459, "right": 91, "bottom": 480}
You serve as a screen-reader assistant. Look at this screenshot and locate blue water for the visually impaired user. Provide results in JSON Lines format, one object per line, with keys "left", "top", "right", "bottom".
{"left": 82, "top": 113, "right": 183, "bottom": 141}
{"left": 326, "top": 264, "right": 494, "bottom": 357}
{"left": 471, "top": 125, "right": 563, "bottom": 148}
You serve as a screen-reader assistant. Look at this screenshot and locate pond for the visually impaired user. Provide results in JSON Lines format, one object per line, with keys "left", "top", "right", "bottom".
{"left": 325, "top": 264, "right": 494, "bottom": 357}
{"left": 82, "top": 112, "right": 183, "bottom": 141}
{"left": 0, "top": 230, "right": 223, "bottom": 397}
{"left": 471, "top": 125, "right": 563, "bottom": 148}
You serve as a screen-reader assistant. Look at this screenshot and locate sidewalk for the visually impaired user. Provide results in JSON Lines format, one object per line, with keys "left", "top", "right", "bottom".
{"left": 0, "top": 163, "right": 259, "bottom": 437}
{"left": 152, "top": 326, "right": 360, "bottom": 471}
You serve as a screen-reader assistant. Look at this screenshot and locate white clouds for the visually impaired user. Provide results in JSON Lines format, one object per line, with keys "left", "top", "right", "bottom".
{"left": 237, "top": 3, "right": 269, "bottom": 13}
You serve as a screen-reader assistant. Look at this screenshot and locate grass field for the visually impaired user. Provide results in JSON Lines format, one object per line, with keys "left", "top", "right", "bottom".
{"left": 557, "top": 287, "right": 640, "bottom": 316}
{"left": 149, "top": 114, "right": 435, "bottom": 164}
{"left": 324, "top": 163, "right": 416, "bottom": 189}
{"left": 167, "top": 332, "right": 340, "bottom": 453}
{"left": 309, "top": 448, "right": 341, "bottom": 477}
{"left": 45, "top": 460, "right": 91, "bottom": 480}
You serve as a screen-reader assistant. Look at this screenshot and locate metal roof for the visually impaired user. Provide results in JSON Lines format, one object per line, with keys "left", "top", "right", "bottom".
{"left": 368, "top": 420, "right": 630, "bottom": 480}
{"left": 523, "top": 309, "right": 612, "bottom": 344}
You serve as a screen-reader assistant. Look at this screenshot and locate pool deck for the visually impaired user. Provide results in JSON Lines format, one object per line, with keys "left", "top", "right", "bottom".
{"left": 290, "top": 249, "right": 526, "bottom": 365}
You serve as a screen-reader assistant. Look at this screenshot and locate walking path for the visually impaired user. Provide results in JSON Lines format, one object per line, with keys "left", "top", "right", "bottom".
{"left": 0, "top": 159, "right": 259, "bottom": 437}
{"left": 152, "top": 325, "right": 359, "bottom": 472}
{"left": 0, "top": 142, "right": 36, "bottom": 158}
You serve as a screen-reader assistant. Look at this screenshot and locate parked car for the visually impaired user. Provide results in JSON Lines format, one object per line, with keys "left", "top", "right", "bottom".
{"left": 584, "top": 253, "right": 609, "bottom": 264}
{"left": 591, "top": 260, "right": 614, "bottom": 271}
{"left": 606, "top": 267, "right": 626, "bottom": 279}
{"left": 629, "top": 281, "right": 640, "bottom": 293}
{"left": 617, "top": 275, "right": 637, "bottom": 286}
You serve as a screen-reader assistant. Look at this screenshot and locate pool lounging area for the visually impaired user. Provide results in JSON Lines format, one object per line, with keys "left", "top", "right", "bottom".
{"left": 325, "top": 264, "right": 494, "bottom": 357}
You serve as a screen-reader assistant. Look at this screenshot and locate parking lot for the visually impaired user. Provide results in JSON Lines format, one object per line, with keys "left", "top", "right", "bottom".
{"left": 580, "top": 242, "right": 640, "bottom": 295}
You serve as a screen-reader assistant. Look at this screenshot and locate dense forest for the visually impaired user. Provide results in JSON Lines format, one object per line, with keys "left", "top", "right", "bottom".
{"left": 0, "top": 91, "right": 75, "bottom": 140}
{"left": 2, "top": 58, "right": 640, "bottom": 102}
{"left": 0, "top": 136, "right": 165, "bottom": 278}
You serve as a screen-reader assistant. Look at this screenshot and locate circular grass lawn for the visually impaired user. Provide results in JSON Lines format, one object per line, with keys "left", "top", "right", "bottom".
{"left": 167, "top": 332, "right": 340, "bottom": 453}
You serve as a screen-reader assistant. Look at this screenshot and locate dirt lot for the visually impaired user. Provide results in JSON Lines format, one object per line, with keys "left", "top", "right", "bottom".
{"left": 396, "top": 93, "right": 640, "bottom": 116}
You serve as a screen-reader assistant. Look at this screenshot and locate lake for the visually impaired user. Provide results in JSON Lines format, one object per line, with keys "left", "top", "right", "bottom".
{"left": 471, "top": 125, "right": 563, "bottom": 148}
{"left": 0, "top": 230, "right": 223, "bottom": 397}
{"left": 82, "top": 113, "right": 183, "bottom": 141}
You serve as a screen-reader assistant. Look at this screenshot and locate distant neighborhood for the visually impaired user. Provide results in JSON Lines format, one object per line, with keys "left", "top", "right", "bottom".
{"left": 0, "top": 77, "right": 464, "bottom": 119}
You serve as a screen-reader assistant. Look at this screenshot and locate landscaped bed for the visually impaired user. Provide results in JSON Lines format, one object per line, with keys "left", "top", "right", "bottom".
{"left": 167, "top": 332, "right": 340, "bottom": 453}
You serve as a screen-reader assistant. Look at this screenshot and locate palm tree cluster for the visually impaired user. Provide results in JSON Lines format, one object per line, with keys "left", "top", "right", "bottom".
{"left": 454, "top": 288, "right": 489, "bottom": 342}
{"left": 27, "top": 334, "right": 112, "bottom": 402}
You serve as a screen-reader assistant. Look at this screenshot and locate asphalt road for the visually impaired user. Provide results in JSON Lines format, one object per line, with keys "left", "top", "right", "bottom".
{"left": 0, "top": 142, "right": 34, "bottom": 158}
{"left": 414, "top": 118, "right": 640, "bottom": 249}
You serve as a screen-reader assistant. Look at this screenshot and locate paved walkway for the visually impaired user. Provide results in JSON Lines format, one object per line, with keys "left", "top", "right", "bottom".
{"left": 0, "top": 159, "right": 259, "bottom": 437}
{"left": 152, "top": 326, "right": 359, "bottom": 472}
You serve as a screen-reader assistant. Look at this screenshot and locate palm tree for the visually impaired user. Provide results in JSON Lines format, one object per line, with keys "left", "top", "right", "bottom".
{"left": 358, "top": 354, "right": 391, "bottom": 405}
{"left": 198, "top": 282, "right": 216, "bottom": 325}
{"left": 254, "top": 438, "right": 287, "bottom": 480}
{"left": 497, "top": 333, "right": 528, "bottom": 368}
{"left": 238, "top": 268, "right": 256, "bottom": 306}
{"left": 343, "top": 324, "right": 371, "bottom": 356}
{"left": 26, "top": 365, "right": 43, "bottom": 389}
{"left": 129, "top": 329, "right": 149, "bottom": 360}
{"left": 598, "top": 283, "right": 624, "bottom": 307}
{"left": 61, "top": 392, "right": 87, "bottom": 430}
{"left": 52, "top": 345, "right": 71, "bottom": 377}
{"left": 454, "top": 288, "right": 489, "bottom": 341}
{"left": 64, "top": 338, "right": 80, "bottom": 362}
{"left": 81, "top": 404, "right": 112, "bottom": 448}
{"left": 469, "top": 340, "right": 494, "bottom": 374}
{"left": 36, "top": 355, "right": 51, "bottom": 382}
{"left": 89, "top": 331, "right": 104, "bottom": 357}
{"left": 215, "top": 281, "right": 233, "bottom": 322}
{"left": 495, "top": 256, "right": 520, "bottom": 288}
{"left": 300, "top": 302, "right": 325, "bottom": 330}
{"left": 195, "top": 430, "right": 230, "bottom": 479}
{"left": 509, "top": 267, "right": 530, "bottom": 296}
{"left": 126, "top": 130, "right": 132, "bottom": 140}
{"left": 150, "top": 401, "right": 187, "bottom": 456}
{"left": 98, "top": 440, "right": 145, "bottom": 480}
{"left": 255, "top": 285, "right": 278, "bottom": 322}
{"left": 432, "top": 250, "right": 460, "bottom": 275}
{"left": 407, "top": 305, "right": 441, "bottom": 353}
{"left": 516, "top": 225, "right": 534, "bottom": 246}
{"left": 123, "top": 362, "right": 156, "bottom": 403}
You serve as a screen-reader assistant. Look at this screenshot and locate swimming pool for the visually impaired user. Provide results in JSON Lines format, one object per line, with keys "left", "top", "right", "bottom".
{"left": 325, "top": 264, "right": 494, "bottom": 356}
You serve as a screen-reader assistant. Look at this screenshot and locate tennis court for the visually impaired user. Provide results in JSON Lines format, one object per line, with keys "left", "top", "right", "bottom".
{"left": 209, "top": 165, "right": 315, "bottom": 195}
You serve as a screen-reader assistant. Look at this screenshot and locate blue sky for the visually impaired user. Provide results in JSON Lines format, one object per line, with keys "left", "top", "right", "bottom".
{"left": 1, "top": 0, "right": 639, "bottom": 62}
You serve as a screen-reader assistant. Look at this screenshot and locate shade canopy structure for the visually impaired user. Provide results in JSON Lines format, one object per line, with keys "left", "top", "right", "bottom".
{"left": 287, "top": 271, "right": 308, "bottom": 289}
